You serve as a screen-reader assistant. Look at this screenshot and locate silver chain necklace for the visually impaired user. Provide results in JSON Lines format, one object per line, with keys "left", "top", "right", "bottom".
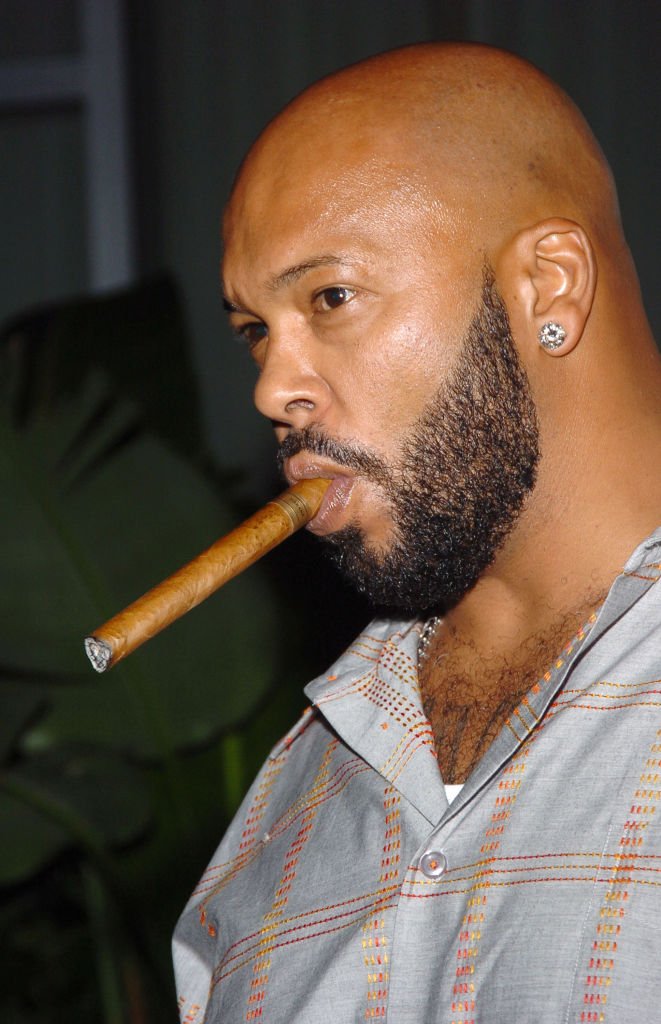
{"left": 417, "top": 615, "right": 441, "bottom": 665}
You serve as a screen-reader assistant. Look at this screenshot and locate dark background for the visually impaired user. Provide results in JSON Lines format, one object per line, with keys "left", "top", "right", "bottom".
{"left": 135, "top": 0, "right": 661, "bottom": 495}
{"left": 0, "top": 2, "right": 659, "bottom": 1022}
{"left": 2, "top": 0, "right": 660, "bottom": 497}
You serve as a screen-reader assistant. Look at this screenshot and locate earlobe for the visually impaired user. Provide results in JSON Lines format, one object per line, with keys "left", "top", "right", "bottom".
{"left": 501, "top": 218, "right": 597, "bottom": 358}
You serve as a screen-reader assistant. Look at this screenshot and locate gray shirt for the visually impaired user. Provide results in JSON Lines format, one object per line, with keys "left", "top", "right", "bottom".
{"left": 174, "top": 530, "right": 661, "bottom": 1022}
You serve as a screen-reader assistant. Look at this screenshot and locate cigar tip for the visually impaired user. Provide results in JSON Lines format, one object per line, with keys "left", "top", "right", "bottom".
{"left": 84, "top": 636, "right": 113, "bottom": 673}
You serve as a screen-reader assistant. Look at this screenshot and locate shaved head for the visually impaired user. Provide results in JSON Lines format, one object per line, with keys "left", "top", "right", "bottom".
{"left": 222, "top": 42, "right": 661, "bottom": 615}
{"left": 226, "top": 43, "right": 623, "bottom": 268}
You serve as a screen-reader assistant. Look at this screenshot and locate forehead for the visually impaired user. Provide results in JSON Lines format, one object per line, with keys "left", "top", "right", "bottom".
{"left": 222, "top": 141, "right": 460, "bottom": 294}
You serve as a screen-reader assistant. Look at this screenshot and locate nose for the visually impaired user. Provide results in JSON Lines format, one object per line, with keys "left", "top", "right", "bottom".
{"left": 253, "top": 330, "right": 329, "bottom": 431}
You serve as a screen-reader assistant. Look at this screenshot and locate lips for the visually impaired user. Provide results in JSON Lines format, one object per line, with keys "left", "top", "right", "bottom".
{"left": 307, "top": 476, "right": 356, "bottom": 534}
{"left": 284, "top": 456, "right": 356, "bottom": 535}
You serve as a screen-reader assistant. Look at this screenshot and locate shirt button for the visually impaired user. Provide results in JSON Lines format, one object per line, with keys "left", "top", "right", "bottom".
{"left": 419, "top": 850, "right": 447, "bottom": 878}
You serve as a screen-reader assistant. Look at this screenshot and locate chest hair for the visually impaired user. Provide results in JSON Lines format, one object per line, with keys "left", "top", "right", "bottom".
{"left": 418, "top": 593, "right": 606, "bottom": 784}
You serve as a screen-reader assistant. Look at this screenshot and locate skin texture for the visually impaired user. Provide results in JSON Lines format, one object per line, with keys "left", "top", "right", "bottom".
{"left": 222, "top": 43, "right": 661, "bottom": 782}
{"left": 274, "top": 270, "right": 541, "bottom": 613}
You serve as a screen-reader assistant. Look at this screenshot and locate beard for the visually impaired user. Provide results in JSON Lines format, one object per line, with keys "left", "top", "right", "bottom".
{"left": 277, "top": 269, "right": 540, "bottom": 615}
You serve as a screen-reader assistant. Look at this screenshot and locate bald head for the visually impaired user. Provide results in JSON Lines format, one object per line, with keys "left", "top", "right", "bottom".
{"left": 226, "top": 43, "right": 623, "bottom": 265}
{"left": 222, "top": 42, "right": 661, "bottom": 611}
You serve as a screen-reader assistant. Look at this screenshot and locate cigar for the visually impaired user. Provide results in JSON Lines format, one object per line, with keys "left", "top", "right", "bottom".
{"left": 84, "top": 477, "right": 331, "bottom": 673}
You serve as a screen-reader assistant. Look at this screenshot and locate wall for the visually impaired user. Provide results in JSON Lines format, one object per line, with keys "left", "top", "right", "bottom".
{"left": 3, "top": 0, "right": 659, "bottom": 494}
{"left": 128, "top": 0, "right": 660, "bottom": 493}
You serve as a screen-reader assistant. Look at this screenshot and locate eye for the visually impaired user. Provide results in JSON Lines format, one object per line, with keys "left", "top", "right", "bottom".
{"left": 314, "top": 286, "right": 356, "bottom": 312}
{"left": 234, "top": 320, "right": 268, "bottom": 350}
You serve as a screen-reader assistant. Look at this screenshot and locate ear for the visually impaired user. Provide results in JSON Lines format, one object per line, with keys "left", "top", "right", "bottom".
{"left": 498, "top": 218, "right": 597, "bottom": 357}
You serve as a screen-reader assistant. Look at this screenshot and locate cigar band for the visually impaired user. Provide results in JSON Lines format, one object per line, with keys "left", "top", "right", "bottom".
{"left": 269, "top": 490, "right": 312, "bottom": 531}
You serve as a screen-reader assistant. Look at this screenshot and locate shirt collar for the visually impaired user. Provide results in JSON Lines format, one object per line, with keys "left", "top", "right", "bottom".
{"left": 303, "top": 618, "right": 447, "bottom": 822}
{"left": 294, "top": 528, "right": 661, "bottom": 822}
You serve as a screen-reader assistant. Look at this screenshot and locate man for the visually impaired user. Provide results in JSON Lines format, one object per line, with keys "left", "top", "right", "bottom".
{"left": 174, "top": 43, "right": 661, "bottom": 1021}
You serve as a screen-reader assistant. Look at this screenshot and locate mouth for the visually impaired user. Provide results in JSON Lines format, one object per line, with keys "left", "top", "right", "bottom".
{"left": 284, "top": 456, "right": 357, "bottom": 536}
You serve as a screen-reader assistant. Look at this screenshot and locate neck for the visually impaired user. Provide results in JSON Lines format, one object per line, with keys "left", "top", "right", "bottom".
{"left": 420, "top": 585, "right": 605, "bottom": 784}
{"left": 444, "top": 345, "right": 661, "bottom": 657}
{"left": 420, "top": 297, "right": 661, "bottom": 781}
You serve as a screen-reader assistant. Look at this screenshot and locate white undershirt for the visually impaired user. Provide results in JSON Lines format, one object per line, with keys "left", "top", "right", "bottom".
{"left": 444, "top": 783, "right": 464, "bottom": 804}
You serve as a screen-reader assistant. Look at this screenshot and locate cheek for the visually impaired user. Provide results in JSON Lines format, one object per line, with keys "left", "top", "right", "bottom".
{"left": 338, "top": 314, "right": 455, "bottom": 438}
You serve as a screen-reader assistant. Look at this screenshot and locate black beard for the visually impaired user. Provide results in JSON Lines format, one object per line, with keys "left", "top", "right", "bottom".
{"left": 277, "top": 270, "right": 540, "bottom": 615}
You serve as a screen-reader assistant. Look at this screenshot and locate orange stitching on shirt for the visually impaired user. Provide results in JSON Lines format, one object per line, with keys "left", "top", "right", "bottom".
{"left": 503, "top": 614, "right": 598, "bottom": 747}
{"left": 244, "top": 737, "right": 338, "bottom": 1020}
{"left": 576, "top": 725, "right": 661, "bottom": 1023}
{"left": 267, "top": 759, "right": 370, "bottom": 841}
{"left": 198, "top": 755, "right": 364, "bottom": 874}
{"left": 623, "top": 559, "right": 661, "bottom": 575}
{"left": 404, "top": 863, "right": 661, "bottom": 892}
{"left": 361, "top": 786, "right": 402, "bottom": 1018}
{"left": 446, "top": 735, "right": 534, "bottom": 1021}
{"left": 382, "top": 723, "right": 436, "bottom": 782}
{"left": 388, "top": 733, "right": 437, "bottom": 784}
{"left": 197, "top": 751, "right": 369, "bottom": 940}
{"left": 177, "top": 997, "right": 202, "bottom": 1023}
{"left": 314, "top": 667, "right": 376, "bottom": 702}
{"left": 547, "top": 701, "right": 661, "bottom": 718}
{"left": 560, "top": 678, "right": 661, "bottom": 694}
{"left": 222, "top": 884, "right": 402, "bottom": 963}
{"left": 195, "top": 754, "right": 290, "bottom": 933}
{"left": 238, "top": 758, "right": 286, "bottom": 853}
{"left": 218, "top": 907, "right": 400, "bottom": 988}
{"left": 214, "top": 889, "right": 400, "bottom": 986}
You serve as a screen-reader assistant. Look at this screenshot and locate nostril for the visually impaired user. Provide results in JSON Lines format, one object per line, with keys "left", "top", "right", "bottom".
{"left": 285, "top": 399, "right": 316, "bottom": 413}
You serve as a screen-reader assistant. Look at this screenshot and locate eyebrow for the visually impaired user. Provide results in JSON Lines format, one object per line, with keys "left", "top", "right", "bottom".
{"left": 223, "top": 254, "right": 357, "bottom": 314}
{"left": 266, "top": 254, "right": 347, "bottom": 293}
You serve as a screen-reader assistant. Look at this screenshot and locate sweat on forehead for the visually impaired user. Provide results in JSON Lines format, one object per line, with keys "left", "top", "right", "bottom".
{"left": 224, "top": 42, "right": 620, "bottom": 259}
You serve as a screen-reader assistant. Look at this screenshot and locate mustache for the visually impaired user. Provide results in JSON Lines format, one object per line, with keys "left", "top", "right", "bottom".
{"left": 276, "top": 426, "right": 391, "bottom": 485}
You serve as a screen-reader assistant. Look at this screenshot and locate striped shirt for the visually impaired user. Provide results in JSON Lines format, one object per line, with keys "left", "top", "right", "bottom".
{"left": 174, "top": 529, "right": 661, "bottom": 1022}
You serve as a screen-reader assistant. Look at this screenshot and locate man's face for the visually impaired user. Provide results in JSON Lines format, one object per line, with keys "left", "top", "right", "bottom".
{"left": 223, "top": 150, "right": 539, "bottom": 612}
{"left": 277, "top": 273, "right": 540, "bottom": 612}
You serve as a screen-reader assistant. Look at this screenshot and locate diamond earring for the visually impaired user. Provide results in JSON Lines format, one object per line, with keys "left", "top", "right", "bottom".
{"left": 538, "top": 321, "right": 567, "bottom": 351}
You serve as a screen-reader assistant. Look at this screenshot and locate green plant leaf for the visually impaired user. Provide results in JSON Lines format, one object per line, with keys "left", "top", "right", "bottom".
{"left": 0, "top": 681, "right": 45, "bottom": 763}
{"left": 1, "top": 373, "right": 279, "bottom": 760}
{"left": 0, "top": 751, "right": 151, "bottom": 885}
{"left": 0, "top": 278, "right": 286, "bottom": 1016}
{"left": 2, "top": 275, "right": 202, "bottom": 458}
